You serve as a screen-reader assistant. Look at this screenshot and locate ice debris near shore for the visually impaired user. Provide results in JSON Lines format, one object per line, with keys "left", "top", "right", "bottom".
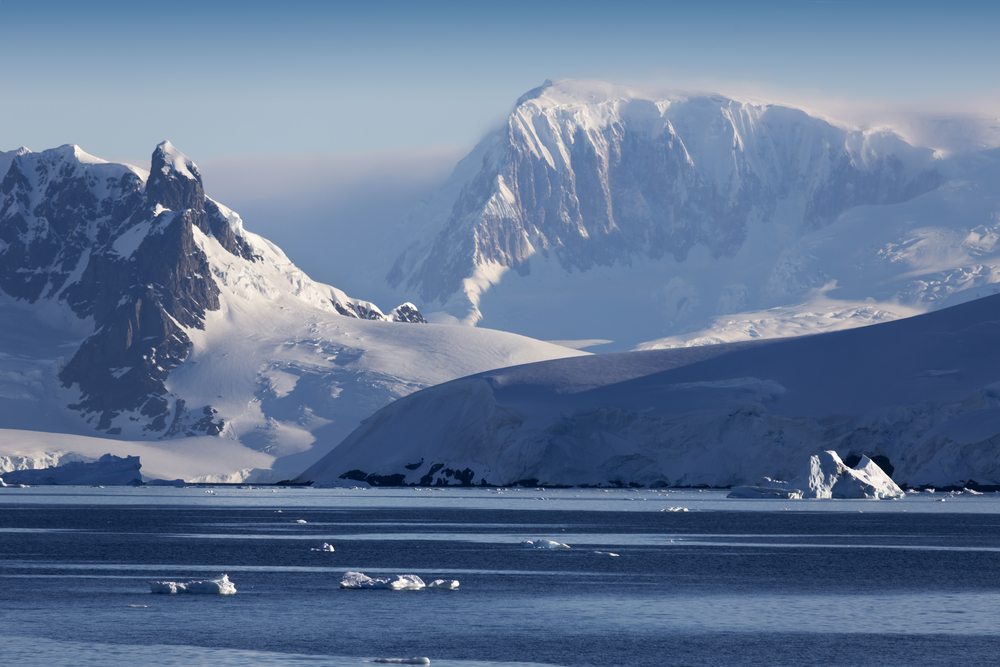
{"left": 728, "top": 451, "right": 904, "bottom": 500}
{"left": 727, "top": 486, "right": 804, "bottom": 500}
{"left": 521, "top": 539, "right": 570, "bottom": 549}
{"left": 340, "top": 572, "right": 459, "bottom": 590}
{"left": 149, "top": 574, "right": 236, "bottom": 595}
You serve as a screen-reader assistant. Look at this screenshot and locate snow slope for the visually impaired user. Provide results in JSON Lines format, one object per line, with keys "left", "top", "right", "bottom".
{"left": 300, "top": 292, "right": 1000, "bottom": 489}
{"left": 0, "top": 143, "right": 583, "bottom": 482}
{"left": 385, "top": 79, "right": 1000, "bottom": 350}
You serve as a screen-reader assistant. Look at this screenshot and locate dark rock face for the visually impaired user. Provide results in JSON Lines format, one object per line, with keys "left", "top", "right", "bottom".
{"left": 390, "top": 303, "right": 427, "bottom": 324}
{"left": 397, "top": 94, "right": 945, "bottom": 305}
{"left": 0, "top": 142, "right": 243, "bottom": 435}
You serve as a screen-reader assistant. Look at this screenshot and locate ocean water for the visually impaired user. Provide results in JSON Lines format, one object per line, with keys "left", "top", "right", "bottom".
{"left": 2, "top": 486, "right": 1000, "bottom": 666}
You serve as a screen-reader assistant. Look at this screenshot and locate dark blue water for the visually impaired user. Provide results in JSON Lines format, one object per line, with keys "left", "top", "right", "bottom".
{"left": 2, "top": 488, "right": 1000, "bottom": 666}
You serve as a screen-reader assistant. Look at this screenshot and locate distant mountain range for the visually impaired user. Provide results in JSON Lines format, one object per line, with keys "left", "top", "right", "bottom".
{"left": 0, "top": 142, "right": 581, "bottom": 481}
{"left": 386, "top": 79, "right": 1000, "bottom": 350}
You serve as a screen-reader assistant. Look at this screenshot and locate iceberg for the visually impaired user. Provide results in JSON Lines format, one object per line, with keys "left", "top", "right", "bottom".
{"left": 372, "top": 660, "right": 431, "bottom": 665}
{"left": 426, "top": 579, "right": 460, "bottom": 589}
{"left": 311, "top": 543, "right": 335, "bottom": 552}
{"left": 149, "top": 574, "right": 236, "bottom": 595}
{"left": 521, "top": 539, "right": 570, "bottom": 549}
{"left": 804, "top": 451, "right": 904, "bottom": 499}
{"left": 340, "top": 572, "right": 427, "bottom": 590}
{"left": 732, "top": 451, "right": 905, "bottom": 500}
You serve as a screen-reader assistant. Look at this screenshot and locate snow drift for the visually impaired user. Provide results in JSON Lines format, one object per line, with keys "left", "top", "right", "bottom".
{"left": 300, "top": 293, "right": 1000, "bottom": 490}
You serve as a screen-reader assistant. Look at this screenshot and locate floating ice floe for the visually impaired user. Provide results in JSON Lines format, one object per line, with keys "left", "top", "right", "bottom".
{"left": 660, "top": 507, "right": 688, "bottom": 512}
{"left": 521, "top": 539, "right": 570, "bottom": 549}
{"left": 340, "top": 572, "right": 458, "bottom": 590}
{"left": 293, "top": 519, "right": 307, "bottom": 524}
{"left": 590, "top": 551, "right": 620, "bottom": 557}
{"left": 311, "top": 543, "right": 335, "bottom": 552}
{"left": 727, "top": 486, "right": 804, "bottom": 500}
{"left": 149, "top": 574, "right": 236, "bottom": 595}
{"left": 371, "top": 659, "right": 430, "bottom": 665}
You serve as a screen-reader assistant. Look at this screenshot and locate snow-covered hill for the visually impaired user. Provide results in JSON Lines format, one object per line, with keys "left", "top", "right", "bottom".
{"left": 0, "top": 143, "right": 583, "bottom": 481}
{"left": 299, "top": 292, "right": 1000, "bottom": 489}
{"left": 386, "top": 79, "right": 1000, "bottom": 350}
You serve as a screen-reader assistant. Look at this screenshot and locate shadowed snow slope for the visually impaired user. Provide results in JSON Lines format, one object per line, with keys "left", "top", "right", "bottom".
{"left": 0, "top": 143, "right": 583, "bottom": 482}
{"left": 300, "top": 293, "right": 1000, "bottom": 489}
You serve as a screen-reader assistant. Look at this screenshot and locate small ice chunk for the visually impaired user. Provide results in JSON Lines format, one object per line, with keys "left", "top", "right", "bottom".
{"left": 590, "top": 551, "right": 620, "bottom": 557}
{"left": 426, "top": 579, "right": 460, "bottom": 589}
{"left": 660, "top": 507, "right": 688, "bottom": 512}
{"left": 311, "top": 543, "right": 335, "bottom": 552}
{"left": 521, "top": 539, "right": 570, "bottom": 549}
{"left": 294, "top": 519, "right": 307, "bottom": 524}
{"left": 149, "top": 574, "right": 236, "bottom": 595}
{"left": 340, "top": 572, "right": 426, "bottom": 590}
{"left": 727, "top": 486, "right": 804, "bottom": 500}
{"left": 373, "top": 659, "right": 430, "bottom": 665}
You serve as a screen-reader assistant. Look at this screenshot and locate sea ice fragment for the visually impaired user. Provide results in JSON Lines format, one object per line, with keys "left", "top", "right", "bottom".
{"left": 149, "top": 574, "right": 236, "bottom": 595}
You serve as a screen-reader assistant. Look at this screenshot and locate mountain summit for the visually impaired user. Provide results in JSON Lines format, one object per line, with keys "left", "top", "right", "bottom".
{"left": 386, "top": 79, "right": 976, "bottom": 347}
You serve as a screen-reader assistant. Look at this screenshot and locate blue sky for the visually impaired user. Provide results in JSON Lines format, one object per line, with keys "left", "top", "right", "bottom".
{"left": 2, "top": 0, "right": 999, "bottom": 159}
{"left": 3, "top": 0, "right": 998, "bottom": 299}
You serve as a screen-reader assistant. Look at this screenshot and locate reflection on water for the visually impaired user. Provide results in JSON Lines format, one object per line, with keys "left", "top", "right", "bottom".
{"left": 2, "top": 488, "right": 1000, "bottom": 667}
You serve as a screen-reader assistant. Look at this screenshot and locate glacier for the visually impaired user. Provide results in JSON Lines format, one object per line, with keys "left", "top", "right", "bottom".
{"left": 300, "top": 292, "right": 1000, "bottom": 490}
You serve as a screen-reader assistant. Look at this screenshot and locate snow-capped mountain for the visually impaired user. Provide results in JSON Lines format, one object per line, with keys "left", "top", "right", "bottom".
{"left": 386, "top": 79, "right": 1000, "bottom": 349}
{"left": 300, "top": 292, "right": 1000, "bottom": 489}
{"left": 0, "top": 142, "right": 583, "bottom": 481}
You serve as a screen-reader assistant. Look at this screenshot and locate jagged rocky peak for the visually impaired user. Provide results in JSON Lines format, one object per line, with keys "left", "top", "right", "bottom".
{"left": 390, "top": 79, "right": 947, "bottom": 320}
{"left": 0, "top": 140, "right": 428, "bottom": 439}
{"left": 147, "top": 140, "right": 204, "bottom": 212}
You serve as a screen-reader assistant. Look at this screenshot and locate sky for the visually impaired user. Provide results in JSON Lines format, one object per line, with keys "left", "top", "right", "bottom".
{"left": 2, "top": 0, "right": 999, "bottom": 298}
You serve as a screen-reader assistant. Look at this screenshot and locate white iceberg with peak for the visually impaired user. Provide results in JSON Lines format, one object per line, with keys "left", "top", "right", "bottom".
{"left": 730, "top": 451, "right": 904, "bottom": 499}
{"left": 148, "top": 574, "right": 236, "bottom": 595}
